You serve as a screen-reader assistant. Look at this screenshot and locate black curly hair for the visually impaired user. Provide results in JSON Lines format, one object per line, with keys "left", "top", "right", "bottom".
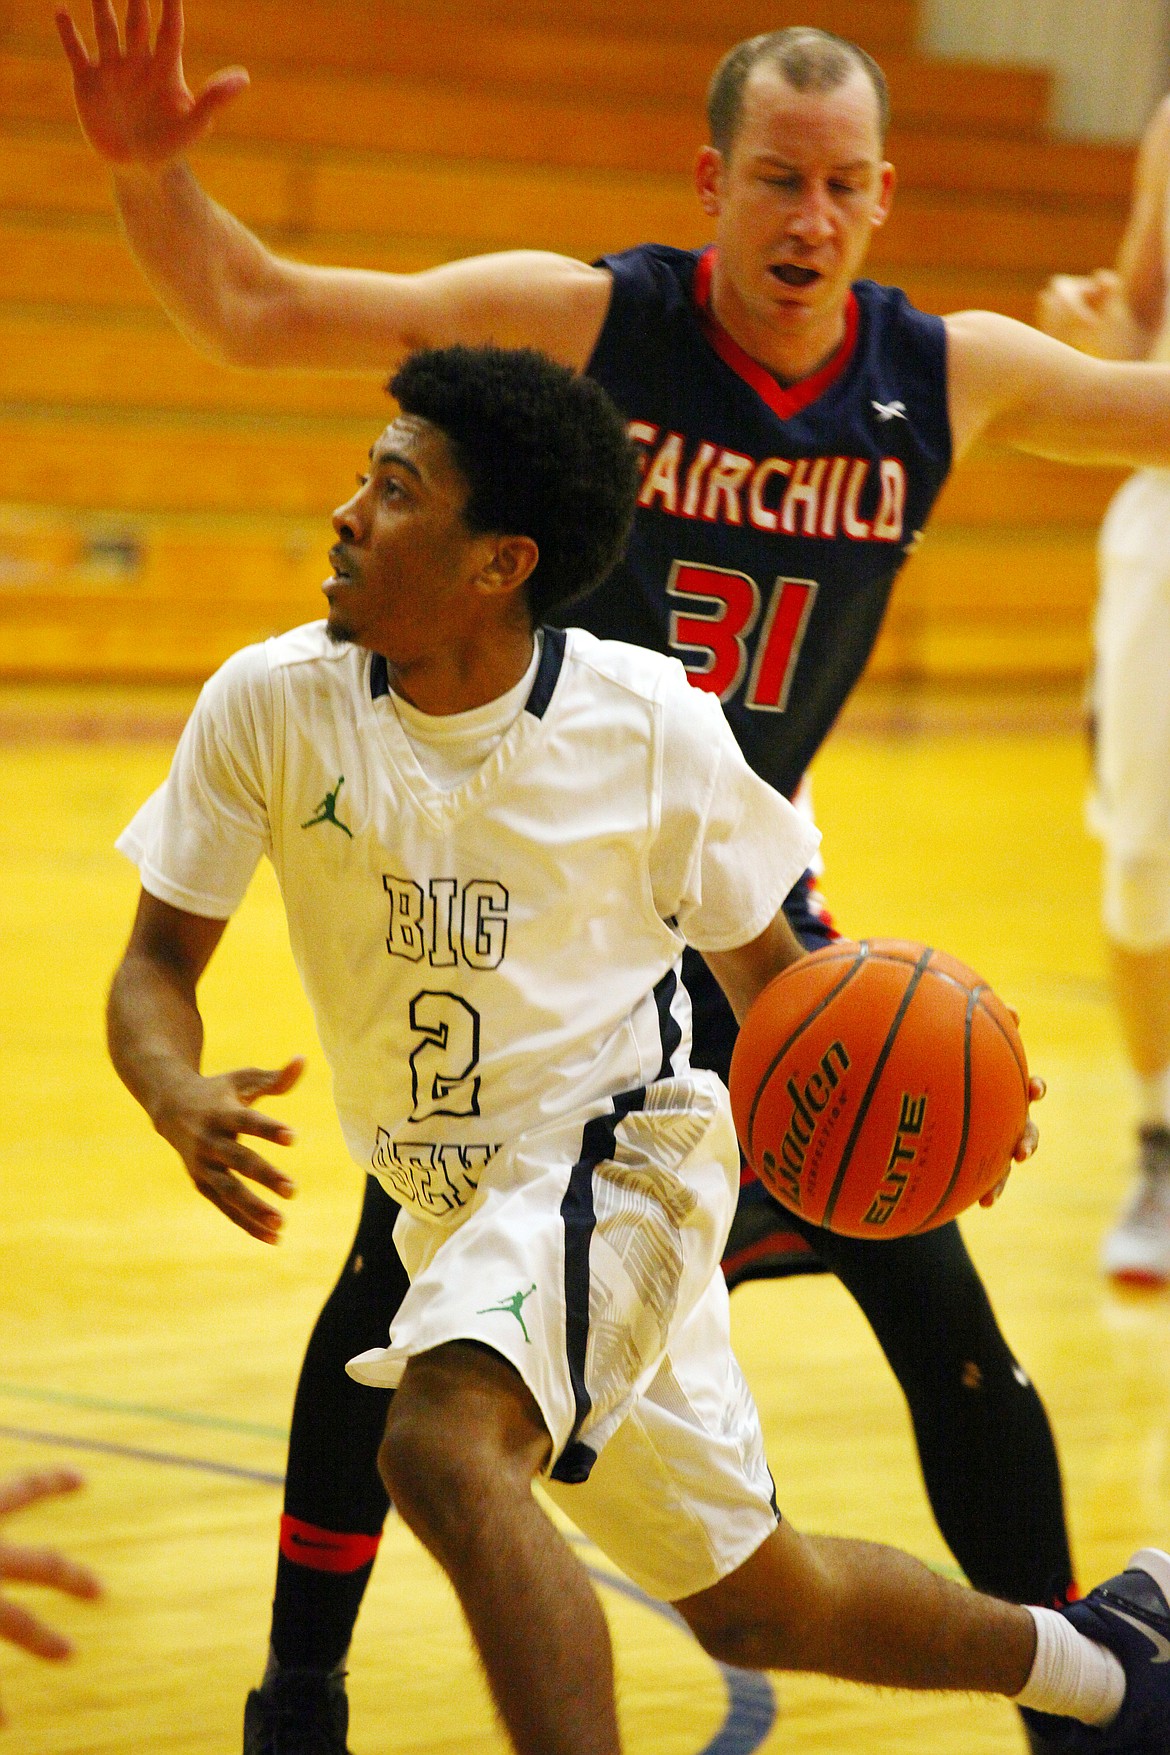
{"left": 388, "top": 345, "right": 639, "bottom": 625}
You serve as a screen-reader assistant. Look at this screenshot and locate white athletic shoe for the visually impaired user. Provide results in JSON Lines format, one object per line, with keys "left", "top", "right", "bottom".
{"left": 1101, "top": 1128, "right": 1170, "bottom": 1287}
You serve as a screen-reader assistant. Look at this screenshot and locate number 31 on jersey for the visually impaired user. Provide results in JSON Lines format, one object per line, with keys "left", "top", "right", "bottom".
{"left": 667, "top": 561, "right": 817, "bottom": 712}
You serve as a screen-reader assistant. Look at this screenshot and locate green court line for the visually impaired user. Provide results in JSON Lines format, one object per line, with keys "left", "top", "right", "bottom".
{"left": 0, "top": 1381, "right": 288, "bottom": 1442}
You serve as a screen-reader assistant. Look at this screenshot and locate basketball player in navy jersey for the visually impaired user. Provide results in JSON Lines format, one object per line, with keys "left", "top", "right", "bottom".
{"left": 57, "top": 7, "right": 1170, "bottom": 1750}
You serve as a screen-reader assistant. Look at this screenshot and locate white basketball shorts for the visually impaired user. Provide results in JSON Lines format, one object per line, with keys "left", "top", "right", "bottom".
{"left": 1090, "top": 471, "right": 1170, "bottom": 947}
{"left": 346, "top": 1072, "right": 780, "bottom": 1601}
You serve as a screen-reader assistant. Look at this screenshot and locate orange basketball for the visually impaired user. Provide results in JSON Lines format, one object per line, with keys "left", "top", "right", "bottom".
{"left": 728, "top": 939, "right": 1030, "bottom": 1239}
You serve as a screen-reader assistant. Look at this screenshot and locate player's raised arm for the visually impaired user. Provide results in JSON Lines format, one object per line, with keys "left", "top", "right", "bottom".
{"left": 946, "top": 308, "right": 1170, "bottom": 468}
{"left": 56, "top": 0, "right": 612, "bottom": 371}
{"left": 1036, "top": 94, "right": 1170, "bottom": 362}
{"left": 107, "top": 890, "right": 303, "bottom": 1241}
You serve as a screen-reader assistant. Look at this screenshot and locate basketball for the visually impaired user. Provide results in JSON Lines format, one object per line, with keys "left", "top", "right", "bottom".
{"left": 728, "top": 940, "right": 1030, "bottom": 1240}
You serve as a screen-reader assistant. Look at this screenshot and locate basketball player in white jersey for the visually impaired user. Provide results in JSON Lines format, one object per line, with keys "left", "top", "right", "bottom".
{"left": 105, "top": 343, "right": 1170, "bottom": 1755}
{"left": 1039, "top": 97, "right": 1170, "bottom": 1289}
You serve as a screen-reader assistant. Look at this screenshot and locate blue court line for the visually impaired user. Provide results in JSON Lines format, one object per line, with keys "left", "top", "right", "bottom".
{"left": 0, "top": 1424, "right": 284, "bottom": 1486}
{"left": 1, "top": 1420, "right": 777, "bottom": 1753}
{"left": 0, "top": 1380, "right": 287, "bottom": 1441}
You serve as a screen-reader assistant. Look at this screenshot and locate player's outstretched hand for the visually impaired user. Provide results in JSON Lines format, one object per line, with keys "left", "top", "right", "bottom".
{"left": 979, "top": 1071, "right": 1046, "bottom": 1208}
{"left": 0, "top": 1469, "right": 103, "bottom": 1729}
{"left": 55, "top": 0, "right": 249, "bottom": 166}
{"left": 152, "top": 1055, "right": 305, "bottom": 1243}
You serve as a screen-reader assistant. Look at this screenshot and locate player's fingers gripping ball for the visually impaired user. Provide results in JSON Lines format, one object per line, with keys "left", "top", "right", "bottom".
{"left": 728, "top": 940, "right": 1030, "bottom": 1239}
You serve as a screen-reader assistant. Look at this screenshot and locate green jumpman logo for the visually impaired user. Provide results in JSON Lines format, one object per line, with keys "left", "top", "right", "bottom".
{"left": 301, "top": 776, "right": 353, "bottom": 837}
{"left": 477, "top": 1284, "right": 538, "bottom": 1344}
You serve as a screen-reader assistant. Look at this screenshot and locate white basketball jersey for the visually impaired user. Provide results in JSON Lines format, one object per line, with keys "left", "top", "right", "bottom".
{"left": 119, "top": 624, "right": 818, "bottom": 1223}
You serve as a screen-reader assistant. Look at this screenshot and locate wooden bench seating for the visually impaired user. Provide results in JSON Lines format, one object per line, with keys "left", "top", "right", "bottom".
{"left": 0, "top": 2, "right": 1134, "bottom": 685}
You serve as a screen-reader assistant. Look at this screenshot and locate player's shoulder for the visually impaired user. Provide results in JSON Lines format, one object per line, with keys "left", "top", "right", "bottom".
{"left": 854, "top": 278, "right": 946, "bottom": 355}
{"left": 199, "top": 623, "right": 364, "bottom": 719}
{"left": 851, "top": 279, "right": 951, "bottom": 421}
{"left": 561, "top": 629, "right": 728, "bottom": 753}
{"left": 592, "top": 243, "right": 701, "bottom": 320}
{"left": 562, "top": 625, "right": 692, "bottom": 703}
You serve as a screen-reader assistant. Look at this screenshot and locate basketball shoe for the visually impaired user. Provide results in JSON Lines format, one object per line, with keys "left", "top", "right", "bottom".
{"left": 1101, "top": 1127, "right": 1170, "bottom": 1286}
{"left": 1020, "top": 1548, "right": 1170, "bottom": 1751}
{"left": 242, "top": 1670, "right": 353, "bottom": 1755}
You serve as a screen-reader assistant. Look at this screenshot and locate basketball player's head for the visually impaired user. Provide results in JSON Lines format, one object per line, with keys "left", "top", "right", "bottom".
{"left": 696, "top": 28, "right": 896, "bottom": 342}
{"left": 326, "top": 345, "right": 638, "bottom": 657}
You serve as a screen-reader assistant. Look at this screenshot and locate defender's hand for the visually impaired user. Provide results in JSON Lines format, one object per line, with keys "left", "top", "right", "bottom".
{"left": 56, "top": 0, "right": 249, "bottom": 166}
{"left": 979, "top": 1073, "right": 1046, "bottom": 1208}
{"left": 152, "top": 1055, "right": 305, "bottom": 1242}
{"left": 1036, "top": 270, "right": 1121, "bottom": 351}
{"left": 0, "top": 1469, "right": 103, "bottom": 1728}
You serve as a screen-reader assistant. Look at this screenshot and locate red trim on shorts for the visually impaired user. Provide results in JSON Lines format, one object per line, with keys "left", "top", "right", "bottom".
{"left": 279, "top": 1515, "right": 382, "bottom": 1574}
{"left": 692, "top": 247, "right": 859, "bottom": 421}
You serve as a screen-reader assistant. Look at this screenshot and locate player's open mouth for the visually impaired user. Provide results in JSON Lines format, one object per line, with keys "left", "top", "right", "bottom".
{"left": 771, "top": 265, "right": 822, "bottom": 288}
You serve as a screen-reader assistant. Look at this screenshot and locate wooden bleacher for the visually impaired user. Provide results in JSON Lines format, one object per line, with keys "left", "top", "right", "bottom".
{"left": 0, "top": 0, "right": 1133, "bottom": 684}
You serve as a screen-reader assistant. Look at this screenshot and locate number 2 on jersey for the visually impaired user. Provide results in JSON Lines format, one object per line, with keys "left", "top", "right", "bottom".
{"left": 666, "top": 562, "right": 818, "bottom": 712}
{"left": 409, "top": 991, "right": 482, "bottom": 1120}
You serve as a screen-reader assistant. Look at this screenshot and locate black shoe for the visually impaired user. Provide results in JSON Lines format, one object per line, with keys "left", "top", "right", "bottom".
{"left": 1020, "top": 1549, "right": 1170, "bottom": 1752}
{"left": 243, "top": 1670, "right": 353, "bottom": 1755}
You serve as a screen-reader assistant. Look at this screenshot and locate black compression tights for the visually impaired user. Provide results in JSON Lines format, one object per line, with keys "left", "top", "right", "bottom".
{"left": 269, "top": 1178, "right": 1073, "bottom": 1671}
{"left": 783, "top": 1208, "right": 1074, "bottom": 1606}
{"left": 269, "top": 1178, "right": 404, "bottom": 1670}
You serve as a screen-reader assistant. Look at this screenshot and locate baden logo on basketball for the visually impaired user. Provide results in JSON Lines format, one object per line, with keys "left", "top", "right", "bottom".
{"left": 761, "top": 1041, "right": 851, "bottom": 1212}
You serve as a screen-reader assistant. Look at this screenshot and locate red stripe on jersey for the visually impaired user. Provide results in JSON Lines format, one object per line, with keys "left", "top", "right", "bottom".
{"left": 279, "top": 1515, "right": 382, "bottom": 1574}
{"left": 693, "top": 247, "right": 859, "bottom": 422}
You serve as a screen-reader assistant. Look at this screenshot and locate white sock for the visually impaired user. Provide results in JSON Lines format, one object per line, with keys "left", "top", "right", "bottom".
{"left": 1137, "top": 1065, "right": 1170, "bottom": 1133}
{"left": 1014, "top": 1607, "right": 1126, "bottom": 1726}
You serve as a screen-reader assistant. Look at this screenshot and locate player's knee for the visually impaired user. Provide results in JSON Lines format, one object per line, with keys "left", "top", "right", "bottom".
{"left": 377, "top": 1396, "right": 487, "bottom": 1551}
{"left": 377, "top": 1344, "right": 547, "bottom": 1553}
{"left": 1102, "top": 849, "right": 1170, "bottom": 951}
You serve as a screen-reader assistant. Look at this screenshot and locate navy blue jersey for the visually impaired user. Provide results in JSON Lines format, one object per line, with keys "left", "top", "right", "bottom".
{"left": 568, "top": 243, "right": 952, "bottom": 799}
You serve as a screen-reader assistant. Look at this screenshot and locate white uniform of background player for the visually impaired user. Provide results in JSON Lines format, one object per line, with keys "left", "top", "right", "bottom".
{"left": 1039, "top": 96, "right": 1170, "bottom": 1285}
{"left": 117, "top": 619, "right": 819, "bottom": 1601}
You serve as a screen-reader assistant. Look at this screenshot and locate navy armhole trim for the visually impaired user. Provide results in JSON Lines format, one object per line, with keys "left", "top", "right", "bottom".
{"left": 525, "top": 627, "right": 566, "bottom": 719}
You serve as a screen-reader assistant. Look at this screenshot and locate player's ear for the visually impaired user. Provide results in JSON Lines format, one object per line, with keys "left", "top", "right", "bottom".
{"left": 695, "top": 145, "right": 725, "bottom": 218}
{"left": 478, "top": 534, "right": 539, "bottom": 602}
{"left": 871, "top": 160, "right": 896, "bottom": 230}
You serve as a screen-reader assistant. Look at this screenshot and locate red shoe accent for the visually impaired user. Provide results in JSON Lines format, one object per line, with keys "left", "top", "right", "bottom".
{"left": 279, "top": 1515, "right": 382, "bottom": 1574}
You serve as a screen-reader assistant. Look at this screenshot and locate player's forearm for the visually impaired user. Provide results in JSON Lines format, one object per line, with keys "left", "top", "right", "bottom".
{"left": 1005, "top": 359, "right": 1170, "bottom": 467}
{"left": 106, "top": 950, "right": 207, "bottom": 1129}
{"left": 112, "top": 160, "right": 293, "bottom": 367}
{"left": 703, "top": 910, "right": 807, "bottom": 1025}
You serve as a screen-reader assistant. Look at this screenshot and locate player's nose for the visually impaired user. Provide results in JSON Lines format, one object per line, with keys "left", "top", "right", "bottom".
{"left": 331, "top": 495, "right": 364, "bottom": 543}
{"left": 788, "top": 186, "right": 836, "bottom": 243}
